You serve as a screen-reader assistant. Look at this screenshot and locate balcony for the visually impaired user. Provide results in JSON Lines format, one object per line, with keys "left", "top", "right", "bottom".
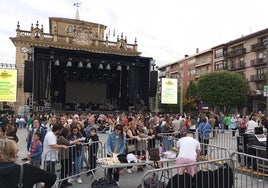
{"left": 228, "top": 62, "right": 245, "bottom": 71}
{"left": 250, "top": 58, "right": 267, "bottom": 67}
{"left": 224, "top": 48, "right": 246, "bottom": 58}
{"left": 250, "top": 74, "right": 264, "bottom": 82}
{"left": 251, "top": 42, "right": 266, "bottom": 51}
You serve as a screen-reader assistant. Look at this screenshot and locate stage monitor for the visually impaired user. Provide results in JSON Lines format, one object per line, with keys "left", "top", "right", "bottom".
{"left": 0, "top": 68, "right": 17, "bottom": 102}
{"left": 161, "top": 78, "right": 178, "bottom": 104}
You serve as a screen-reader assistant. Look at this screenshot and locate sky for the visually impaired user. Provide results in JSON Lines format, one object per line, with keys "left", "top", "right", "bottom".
{"left": 0, "top": 0, "right": 267, "bottom": 67}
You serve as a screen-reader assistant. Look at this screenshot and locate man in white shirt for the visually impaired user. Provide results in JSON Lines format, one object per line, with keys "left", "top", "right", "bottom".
{"left": 43, "top": 124, "right": 67, "bottom": 174}
{"left": 176, "top": 132, "right": 201, "bottom": 176}
{"left": 246, "top": 115, "right": 258, "bottom": 133}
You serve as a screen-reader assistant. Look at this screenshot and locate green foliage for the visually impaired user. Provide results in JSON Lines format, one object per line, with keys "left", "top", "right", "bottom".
{"left": 197, "top": 70, "right": 249, "bottom": 112}
{"left": 186, "top": 81, "right": 198, "bottom": 98}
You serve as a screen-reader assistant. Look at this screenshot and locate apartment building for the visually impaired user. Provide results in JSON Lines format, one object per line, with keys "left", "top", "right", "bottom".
{"left": 158, "top": 28, "right": 268, "bottom": 112}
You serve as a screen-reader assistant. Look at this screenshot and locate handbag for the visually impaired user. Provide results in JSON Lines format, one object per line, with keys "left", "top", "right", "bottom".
{"left": 127, "top": 144, "right": 136, "bottom": 152}
{"left": 18, "top": 164, "right": 23, "bottom": 188}
{"left": 91, "top": 177, "right": 119, "bottom": 188}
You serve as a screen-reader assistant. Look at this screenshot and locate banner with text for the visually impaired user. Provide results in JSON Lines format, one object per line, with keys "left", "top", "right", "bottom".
{"left": 161, "top": 78, "right": 178, "bottom": 104}
{"left": 0, "top": 69, "right": 17, "bottom": 102}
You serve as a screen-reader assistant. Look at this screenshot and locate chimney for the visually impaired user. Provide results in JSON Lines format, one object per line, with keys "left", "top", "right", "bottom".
{"left": 185, "top": 54, "right": 189, "bottom": 58}
{"left": 196, "top": 48, "right": 199, "bottom": 54}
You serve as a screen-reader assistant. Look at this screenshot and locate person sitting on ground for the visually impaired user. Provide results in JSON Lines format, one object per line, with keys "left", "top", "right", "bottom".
{"left": 0, "top": 139, "right": 56, "bottom": 188}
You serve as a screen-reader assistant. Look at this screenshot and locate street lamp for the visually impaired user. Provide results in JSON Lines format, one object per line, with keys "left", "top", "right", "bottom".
{"left": 264, "top": 38, "right": 268, "bottom": 114}
{"left": 179, "top": 72, "right": 183, "bottom": 115}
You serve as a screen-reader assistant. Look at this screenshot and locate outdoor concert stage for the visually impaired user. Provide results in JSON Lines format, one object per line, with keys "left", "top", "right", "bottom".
{"left": 24, "top": 46, "right": 157, "bottom": 112}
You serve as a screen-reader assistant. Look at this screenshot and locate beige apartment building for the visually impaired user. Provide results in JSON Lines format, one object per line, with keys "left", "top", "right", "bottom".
{"left": 158, "top": 28, "right": 268, "bottom": 113}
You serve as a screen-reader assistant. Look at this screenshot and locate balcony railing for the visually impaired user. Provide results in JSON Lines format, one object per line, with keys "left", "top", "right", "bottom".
{"left": 250, "top": 58, "right": 267, "bottom": 67}
{"left": 224, "top": 48, "right": 246, "bottom": 58}
{"left": 228, "top": 62, "right": 245, "bottom": 71}
{"left": 250, "top": 74, "right": 264, "bottom": 82}
{"left": 251, "top": 42, "right": 265, "bottom": 51}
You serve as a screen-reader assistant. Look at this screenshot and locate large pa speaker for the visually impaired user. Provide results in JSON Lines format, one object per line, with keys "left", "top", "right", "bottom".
{"left": 149, "top": 70, "right": 158, "bottom": 97}
{"left": 24, "top": 61, "right": 33, "bottom": 92}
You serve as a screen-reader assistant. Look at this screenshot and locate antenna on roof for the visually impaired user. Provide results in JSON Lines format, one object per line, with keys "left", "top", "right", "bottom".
{"left": 74, "top": 1, "right": 81, "bottom": 20}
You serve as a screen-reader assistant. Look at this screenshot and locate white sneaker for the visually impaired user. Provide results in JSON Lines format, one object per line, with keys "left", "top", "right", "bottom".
{"left": 67, "top": 178, "right": 74, "bottom": 183}
{"left": 127, "top": 169, "right": 133, "bottom": 174}
{"left": 77, "top": 177, "right": 82, "bottom": 184}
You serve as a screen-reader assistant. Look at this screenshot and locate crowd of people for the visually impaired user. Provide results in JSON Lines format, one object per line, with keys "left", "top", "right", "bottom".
{"left": 0, "top": 110, "right": 268, "bottom": 187}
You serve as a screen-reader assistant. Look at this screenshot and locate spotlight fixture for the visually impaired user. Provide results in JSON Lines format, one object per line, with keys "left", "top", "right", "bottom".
{"left": 78, "top": 61, "right": 83, "bottom": 68}
{"left": 106, "top": 64, "right": 111, "bottom": 70}
{"left": 54, "top": 59, "right": 60, "bottom": 66}
{"left": 117, "top": 62, "right": 122, "bottom": 71}
{"left": 86, "top": 62, "right": 92, "bottom": 69}
{"left": 66, "top": 59, "right": 72, "bottom": 67}
{"left": 98, "top": 63, "right": 103, "bottom": 70}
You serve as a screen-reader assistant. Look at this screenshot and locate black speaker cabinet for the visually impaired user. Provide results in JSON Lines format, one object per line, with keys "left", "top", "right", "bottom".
{"left": 149, "top": 70, "right": 158, "bottom": 97}
{"left": 23, "top": 61, "right": 33, "bottom": 92}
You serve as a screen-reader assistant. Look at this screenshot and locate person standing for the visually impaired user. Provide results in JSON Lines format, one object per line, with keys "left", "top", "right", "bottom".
{"left": 27, "top": 119, "right": 46, "bottom": 152}
{"left": 87, "top": 127, "right": 99, "bottom": 176}
{"left": 106, "top": 125, "right": 126, "bottom": 185}
{"left": 0, "top": 139, "right": 56, "bottom": 188}
{"left": 43, "top": 124, "right": 67, "bottom": 174}
{"left": 198, "top": 115, "right": 212, "bottom": 156}
{"left": 67, "top": 125, "right": 84, "bottom": 184}
{"left": 176, "top": 132, "right": 201, "bottom": 176}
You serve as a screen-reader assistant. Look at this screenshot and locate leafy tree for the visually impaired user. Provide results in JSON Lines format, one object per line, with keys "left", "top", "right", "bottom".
{"left": 185, "top": 81, "right": 198, "bottom": 99}
{"left": 197, "top": 70, "right": 249, "bottom": 113}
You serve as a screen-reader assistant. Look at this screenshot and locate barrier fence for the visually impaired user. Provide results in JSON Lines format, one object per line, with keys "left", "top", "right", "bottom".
{"left": 40, "top": 130, "right": 268, "bottom": 188}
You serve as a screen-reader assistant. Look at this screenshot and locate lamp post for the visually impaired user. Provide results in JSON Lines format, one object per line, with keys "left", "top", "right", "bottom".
{"left": 264, "top": 37, "right": 268, "bottom": 114}
{"left": 179, "top": 72, "right": 183, "bottom": 115}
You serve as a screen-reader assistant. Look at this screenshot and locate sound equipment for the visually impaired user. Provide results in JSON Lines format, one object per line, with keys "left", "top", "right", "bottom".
{"left": 23, "top": 61, "right": 33, "bottom": 92}
{"left": 149, "top": 70, "right": 158, "bottom": 97}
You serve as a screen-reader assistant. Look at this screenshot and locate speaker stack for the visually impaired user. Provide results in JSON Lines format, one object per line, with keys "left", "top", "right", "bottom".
{"left": 23, "top": 61, "right": 33, "bottom": 92}
{"left": 149, "top": 70, "right": 158, "bottom": 97}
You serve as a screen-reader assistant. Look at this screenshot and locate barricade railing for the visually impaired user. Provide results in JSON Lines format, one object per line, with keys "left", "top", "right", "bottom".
{"left": 157, "top": 133, "right": 178, "bottom": 152}
{"left": 140, "top": 158, "right": 235, "bottom": 188}
{"left": 200, "top": 129, "right": 238, "bottom": 151}
{"left": 231, "top": 151, "right": 268, "bottom": 187}
{"left": 42, "top": 141, "right": 104, "bottom": 186}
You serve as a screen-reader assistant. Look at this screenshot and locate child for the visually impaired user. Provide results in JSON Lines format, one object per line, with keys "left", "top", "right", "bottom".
{"left": 147, "top": 126, "right": 156, "bottom": 149}
{"left": 136, "top": 129, "right": 147, "bottom": 172}
{"left": 87, "top": 127, "right": 99, "bottom": 176}
{"left": 28, "top": 132, "right": 43, "bottom": 168}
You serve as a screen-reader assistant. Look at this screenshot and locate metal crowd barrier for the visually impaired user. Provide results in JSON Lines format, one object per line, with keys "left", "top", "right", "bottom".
{"left": 231, "top": 151, "right": 268, "bottom": 188}
{"left": 140, "top": 158, "right": 235, "bottom": 188}
{"left": 200, "top": 129, "right": 238, "bottom": 151}
{"left": 42, "top": 140, "right": 104, "bottom": 187}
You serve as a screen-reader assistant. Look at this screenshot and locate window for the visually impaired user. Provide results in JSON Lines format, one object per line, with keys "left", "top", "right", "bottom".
{"left": 67, "top": 25, "right": 73, "bottom": 33}
{"left": 240, "top": 58, "right": 244, "bottom": 66}
{"left": 257, "top": 68, "right": 264, "bottom": 80}
{"left": 215, "top": 49, "right": 223, "bottom": 58}
{"left": 215, "top": 61, "right": 227, "bottom": 70}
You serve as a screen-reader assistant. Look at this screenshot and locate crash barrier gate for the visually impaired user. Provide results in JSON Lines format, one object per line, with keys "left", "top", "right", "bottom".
{"left": 42, "top": 133, "right": 268, "bottom": 187}
{"left": 158, "top": 129, "right": 239, "bottom": 153}
{"left": 140, "top": 153, "right": 268, "bottom": 188}
{"left": 43, "top": 140, "right": 103, "bottom": 186}
{"left": 140, "top": 158, "right": 235, "bottom": 188}
{"left": 43, "top": 139, "right": 230, "bottom": 187}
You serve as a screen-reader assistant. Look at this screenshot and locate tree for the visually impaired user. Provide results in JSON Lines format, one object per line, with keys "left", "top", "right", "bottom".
{"left": 197, "top": 70, "right": 249, "bottom": 113}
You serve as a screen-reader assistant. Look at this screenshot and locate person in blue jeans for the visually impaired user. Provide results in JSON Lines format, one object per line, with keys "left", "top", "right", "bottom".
{"left": 68, "top": 125, "right": 84, "bottom": 184}
{"left": 106, "top": 124, "right": 126, "bottom": 185}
